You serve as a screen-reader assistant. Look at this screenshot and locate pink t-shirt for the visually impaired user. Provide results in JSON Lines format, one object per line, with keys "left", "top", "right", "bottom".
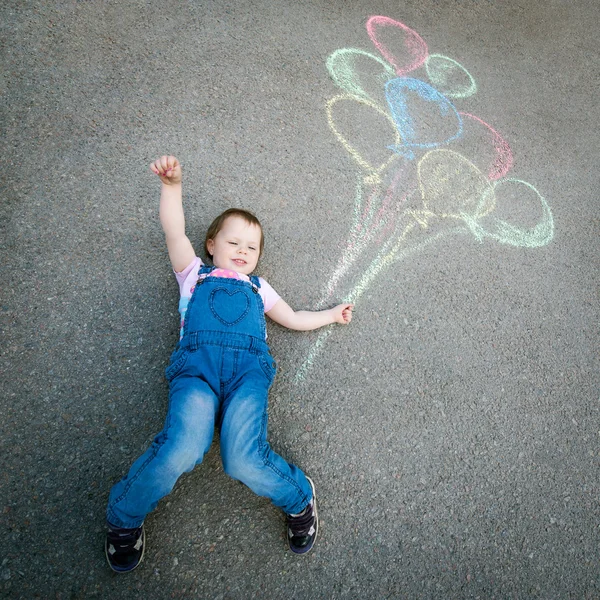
{"left": 174, "top": 257, "right": 280, "bottom": 339}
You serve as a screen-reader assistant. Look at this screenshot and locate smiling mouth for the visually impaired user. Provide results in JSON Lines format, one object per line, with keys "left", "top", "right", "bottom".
{"left": 232, "top": 259, "right": 247, "bottom": 265}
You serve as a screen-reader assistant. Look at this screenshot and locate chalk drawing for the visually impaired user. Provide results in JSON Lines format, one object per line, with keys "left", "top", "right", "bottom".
{"left": 425, "top": 54, "right": 477, "bottom": 99}
{"left": 385, "top": 77, "right": 464, "bottom": 159}
{"left": 295, "top": 16, "right": 554, "bottom": 381}
{"left": 366, "top": 16, "right": 428, "bottom": 76}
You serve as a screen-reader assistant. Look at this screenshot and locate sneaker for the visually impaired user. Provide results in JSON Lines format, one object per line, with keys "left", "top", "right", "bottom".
{"left": 287, "top": 476, "right": 318, "bottom": 555}
{"left": 105, "top": 523, "right": 145, "bottom": 573}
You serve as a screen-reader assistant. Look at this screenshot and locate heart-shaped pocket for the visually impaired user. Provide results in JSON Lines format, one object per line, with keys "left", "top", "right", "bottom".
{"left": 209, "top": 288, "right": 251, "bottom": 325}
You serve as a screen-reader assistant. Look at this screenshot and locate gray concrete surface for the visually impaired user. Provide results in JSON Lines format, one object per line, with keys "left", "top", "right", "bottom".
{"left": 1, "top": 0, "right": 598, "bottom": 598}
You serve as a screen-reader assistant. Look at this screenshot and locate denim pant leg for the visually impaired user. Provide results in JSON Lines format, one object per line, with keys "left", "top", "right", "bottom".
{"left": 107, "top": 375, "right": 219, "bottom": 528}
{"left": 219, "top": 359, "right": 312, "bottom": 515}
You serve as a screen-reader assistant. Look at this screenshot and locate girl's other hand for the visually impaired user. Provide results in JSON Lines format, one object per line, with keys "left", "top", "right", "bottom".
{"left": 150, "top": 155, "right": 182, "bottom": 185}
{"left": 334, "top": 303, "right": 354, "bottom": 325}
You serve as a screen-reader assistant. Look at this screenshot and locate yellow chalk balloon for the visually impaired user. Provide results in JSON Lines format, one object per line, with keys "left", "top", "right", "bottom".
{"left": 327, "top": 94, "right": 400, "bottom": 182}
{"left": 417, "top": 149, "right": 495, "bottom": 219}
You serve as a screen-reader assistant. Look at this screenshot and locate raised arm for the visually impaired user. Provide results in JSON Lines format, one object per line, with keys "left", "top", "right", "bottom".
{"left": 267, "top": 299, "right": 353, "bottom": 331}
{"left": 150, "top": 155, "right": 196, "bottom": 272}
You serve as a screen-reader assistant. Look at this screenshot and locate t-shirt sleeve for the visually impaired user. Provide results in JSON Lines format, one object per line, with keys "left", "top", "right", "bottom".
{"left": 174, "top": 256, "right": 203, "bottom": 295}
{"left": 258, "top": 277, "right": 281, "bottom": 313}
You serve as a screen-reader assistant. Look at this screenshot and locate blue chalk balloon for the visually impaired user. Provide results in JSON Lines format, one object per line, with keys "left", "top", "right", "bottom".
{"left": 385, "top": 77, "right": 463, "bottom": 157}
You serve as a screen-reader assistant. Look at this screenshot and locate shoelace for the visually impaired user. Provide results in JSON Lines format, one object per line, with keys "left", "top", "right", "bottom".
{"left": 287, "top": 506, "right": 314, "bottom": 536}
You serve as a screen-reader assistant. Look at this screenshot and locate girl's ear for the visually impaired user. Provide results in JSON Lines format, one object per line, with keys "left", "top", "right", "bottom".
{"left": 206, "top": 238, "right": 214, "bottom": 256}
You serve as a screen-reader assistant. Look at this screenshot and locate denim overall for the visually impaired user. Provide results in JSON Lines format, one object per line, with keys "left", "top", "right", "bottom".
{"left": 107, "top": 266, "right": 312, "bottom": 529}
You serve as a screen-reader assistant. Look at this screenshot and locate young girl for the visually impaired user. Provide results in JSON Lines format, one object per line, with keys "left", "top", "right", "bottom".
{"left": 105, "top": 155, "right": 353, "bottom": 572}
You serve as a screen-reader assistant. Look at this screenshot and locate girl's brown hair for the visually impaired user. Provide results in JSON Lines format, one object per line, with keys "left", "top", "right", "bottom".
{"left": 204, "top": 208, "right": 264, "bottom": 259}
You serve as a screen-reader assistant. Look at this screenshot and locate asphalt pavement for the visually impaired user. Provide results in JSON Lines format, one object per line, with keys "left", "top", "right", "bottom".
{"left": 1, "top": 0, "right": 599, "bottom": 598}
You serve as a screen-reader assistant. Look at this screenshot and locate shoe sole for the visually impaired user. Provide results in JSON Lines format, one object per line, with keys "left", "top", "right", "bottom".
{"left": 289, "top": 476, "right": 318, "bottom": 555}
{"left": 105, "top": 526, "right": 145, "bottom": 573}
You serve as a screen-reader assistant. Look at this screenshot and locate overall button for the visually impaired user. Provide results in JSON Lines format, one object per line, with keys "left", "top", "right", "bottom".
{"left": 258, "top": 354, "right": 277, "bottom": 382}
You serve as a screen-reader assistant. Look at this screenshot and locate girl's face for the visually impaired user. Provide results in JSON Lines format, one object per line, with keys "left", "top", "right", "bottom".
{"left": 206, "top": 216, "right": 262, "bottom": 275}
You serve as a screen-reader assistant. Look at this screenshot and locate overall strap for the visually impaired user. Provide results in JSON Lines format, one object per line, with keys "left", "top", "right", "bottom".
{"left": 198, "top": 264, "right": 214, "bottom": 276}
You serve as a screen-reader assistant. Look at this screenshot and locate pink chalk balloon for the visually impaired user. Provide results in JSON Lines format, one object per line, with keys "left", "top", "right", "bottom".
{"left": 459, "top": 113, "right": 514, "bottom": 181}
{"left": 366, "top": 16, "right": 429, "bottom": 76}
